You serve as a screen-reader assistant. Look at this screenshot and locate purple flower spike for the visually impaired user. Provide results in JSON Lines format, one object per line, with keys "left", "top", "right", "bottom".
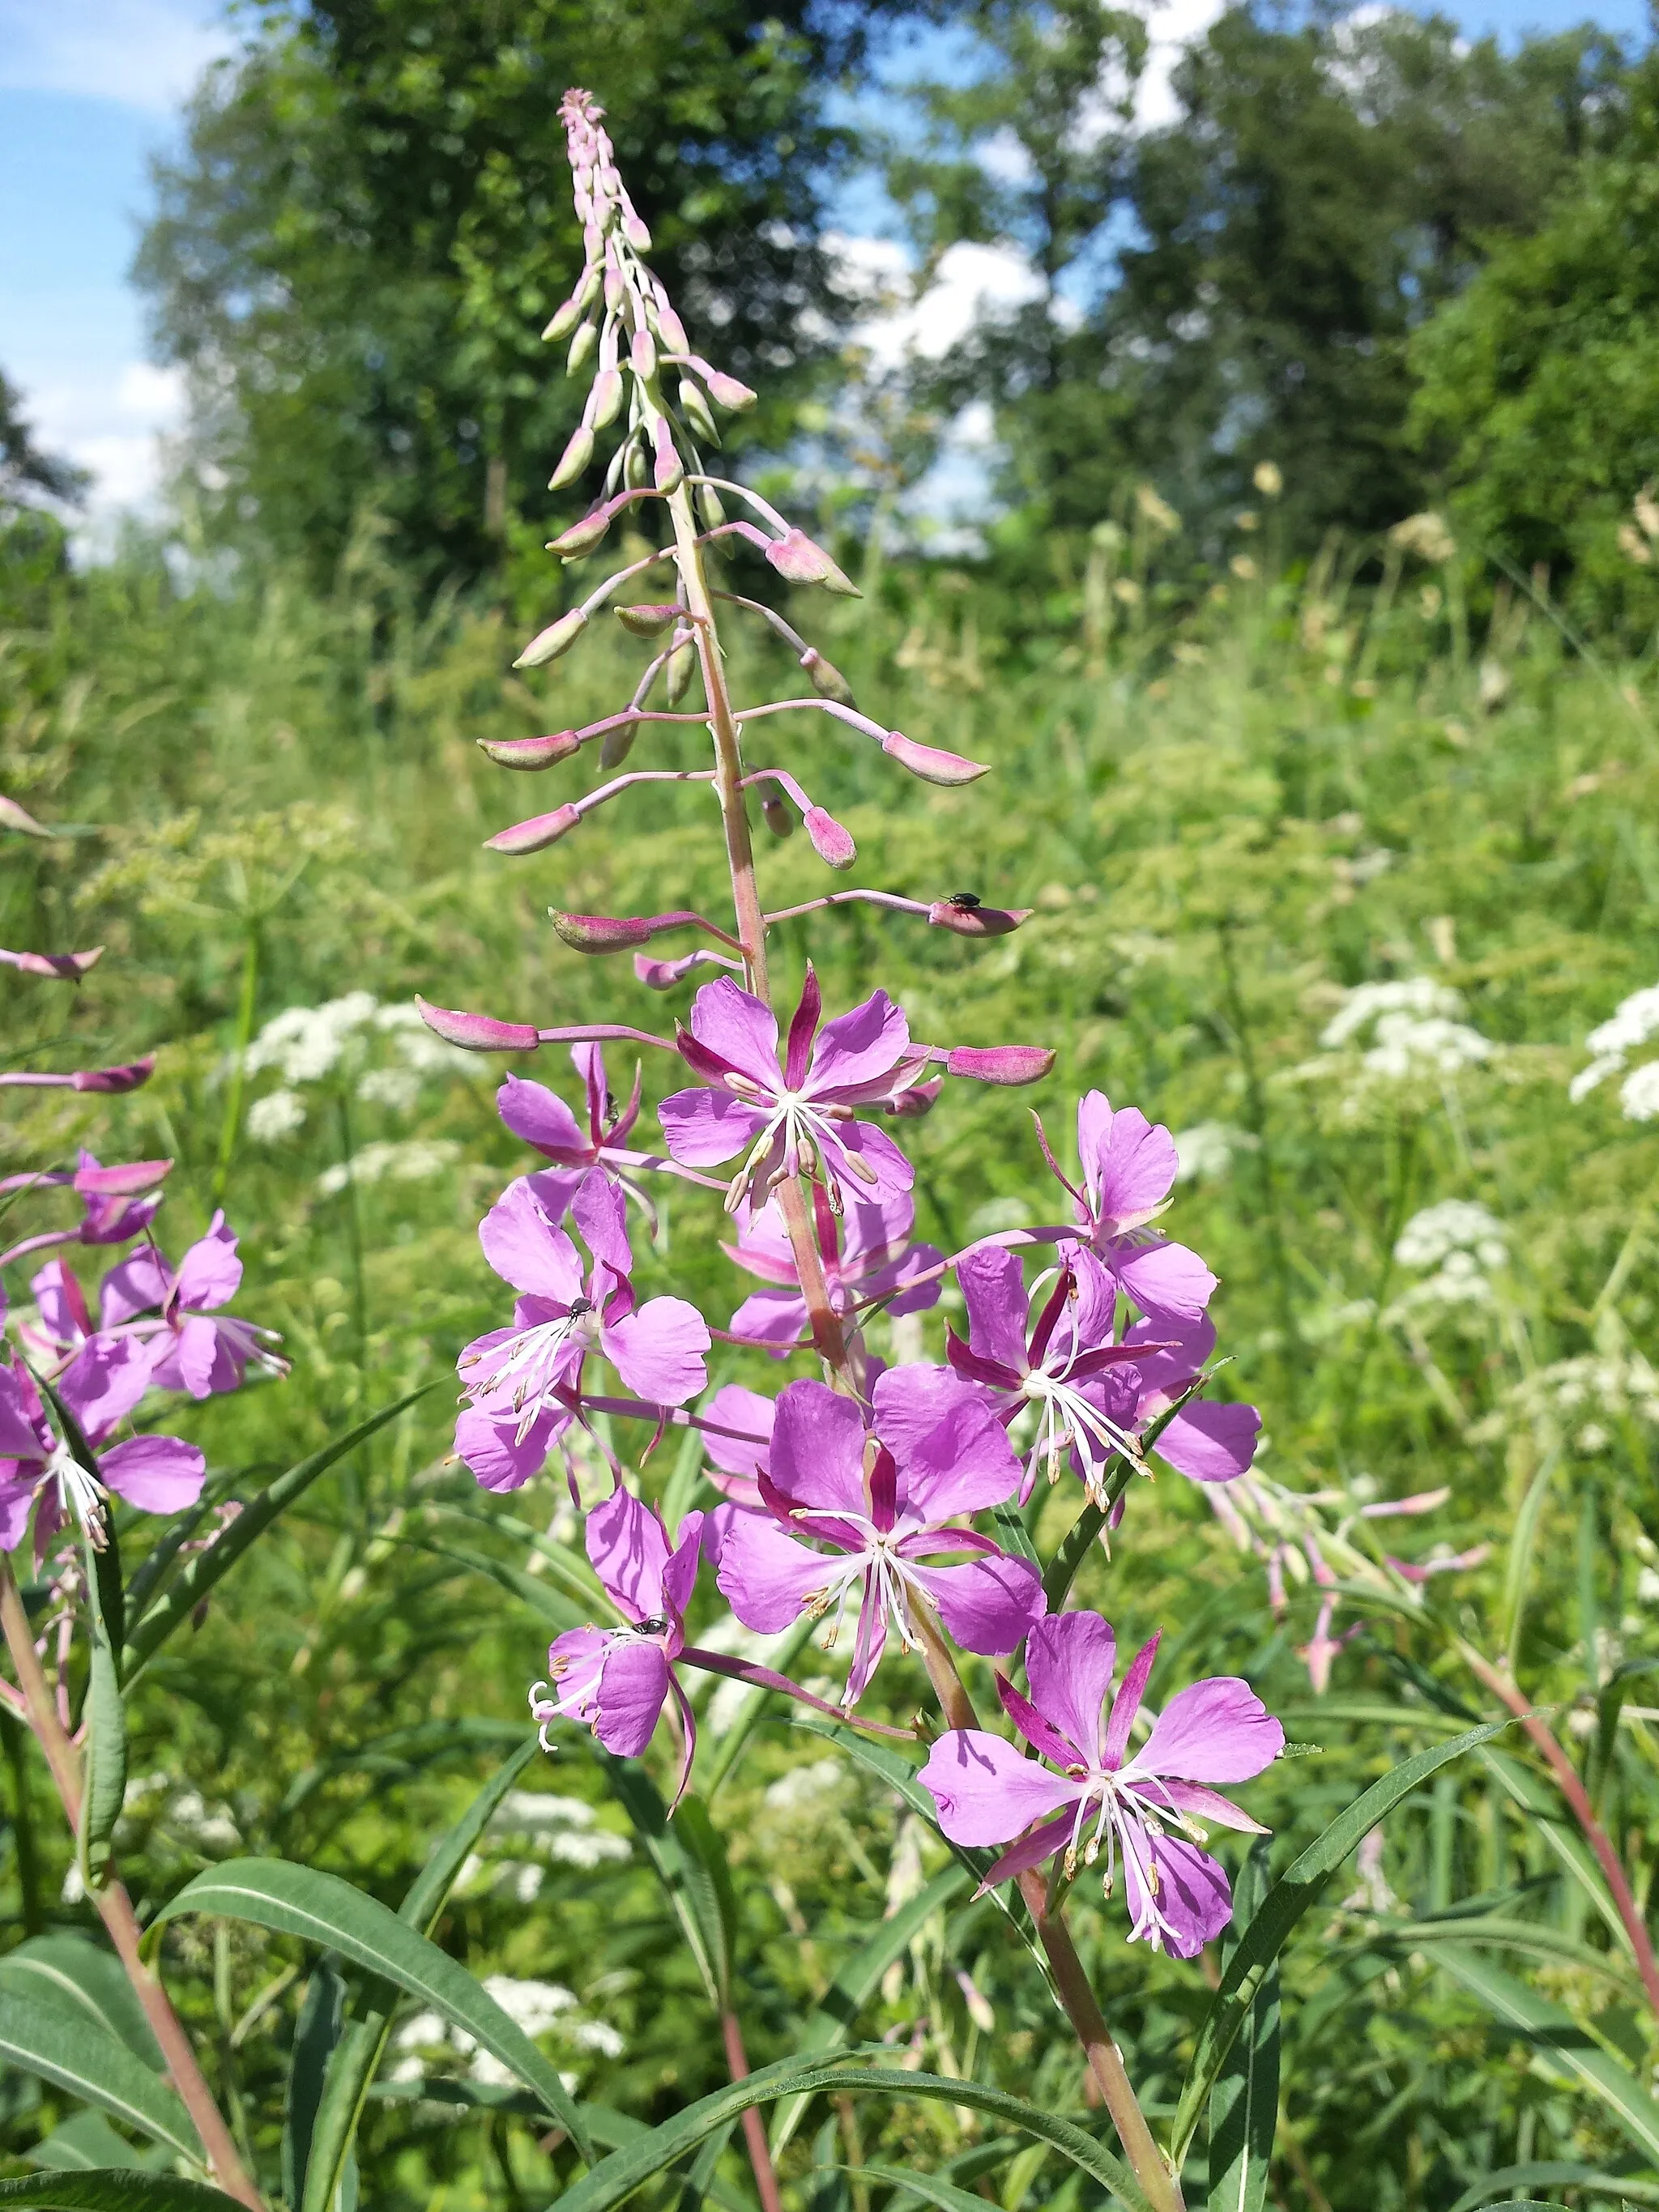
{"left": 1041, "top": 1093, "right": 1218, "bottom": 1324}
{"left": 726, "top": 1185, "right": 942, "bottom": 1355}
{"left": 531, "top": 1485, "right": 704, "bottom": 1804}
{"left": 658, "top": 968, "right": 925, "bottom": 1215}
{"left": 100, "top": 1213, "right": 288, "bottom": 1399}
{"left": 455, "top": 1168, "right": 709, "bottom": 1491}
{"left": 416, "top": 998, "right": 540, "bottom": 1054}
{"left": 920, "top": 1610, "right": 1283, "bottom": 1957}
{"left": 0, "top": 1339, "right": 206, "bottom": 1557}
{"left": 714, "top": 1366, "right": 1044, "bottom": 1707}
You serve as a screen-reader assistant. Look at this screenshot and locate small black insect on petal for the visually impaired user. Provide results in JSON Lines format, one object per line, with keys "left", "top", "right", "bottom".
{"left": 946, "top": 890, "right": 983, "bottom": 910}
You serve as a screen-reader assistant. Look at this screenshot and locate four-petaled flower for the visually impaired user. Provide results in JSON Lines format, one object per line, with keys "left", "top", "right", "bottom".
{"left": 659, "top": 969, "right": 930, "bottom": 1214}
{"left": 921, "top": 1609, "right": 1283, "bottom": 1956}
{"left": 714, "top": 1367, "right": 1046, "bottom": 1707}
{"left": 531, "top": 1485, "right": 703, "bottom": 1804}
{"left": 455, "top": 1168, "right": 709, "bottom": 1492}
{"left": 0, "top": 1337, "right": 206, "bottom": 1556}
{"left": 727, "top": 1185, "right": 942, "bottom": 1353}
{"left": 1041, "top": 1094, "right": 1218, "bottom": 1324}
{"left": 99, "top": 1213, "right": 287, "bottom": 1398}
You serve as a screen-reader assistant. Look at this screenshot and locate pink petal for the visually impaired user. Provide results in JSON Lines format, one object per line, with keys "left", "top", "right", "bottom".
{"left": 58, "top": 1334, "right": 151, "bottom": 1445}
{"left": 478, "top": 1180, "right": 586, "bottom": 1302}
{"left": 715, "top": 1509, "right": 842, "bottom": 1634}
{"left": 1139, "top": 1676, "right": 1284, "bottom": 1784}
{"left": 586, "top": 1485, "right": 672, "bottom": 1618}
{"left": 99, "top": 1248, "right": 172, "bottom": 1326}
{"left": 688, "top": 978, "right": 783, "bottom": 1092}
{"left": 995, "top": 1674, "right": 1084, "bottom": 1770}
{"left": 979, "top": 1811, "right": 1078, "bottom": 1890}
{"left": 1123, "top": 1314, "right": 1215, "bottom": 1401}
{"left": 0, "top": 1375, "right": 42, "bottom": 1463}
{"left": 700, "top": 1383, "right": 774, "bottom": 1498}
{"left": 657, "top": 1087, "right": 763, "bottom": 1166}
{"left": 873, "top": 1366, "right": 1021, "bottom": 1519}
{"left": 957, "top": 1245, "right": 1032, "bottom": 1375}
{"left": 174, "top": 1213, "right": 241, "bottom": 1311}
{"left": 805, "top": 990, "right": 912, "bottom": 1101}
{"left": 823, "top": 1118, "right": 914, "bottom": 1201}
{"left": 909, "top": 1554, "right": 1045, "bottom": 1656}
{"left": 0, "top": 1472, "right": 36, "bottom": 1552}
{"left": 547, "top": 1626, "right": 606, "bottom": 1724}
{"left": 169, "top": 1315, "right": 229, "bottom": 1400}
{"left": 728, "top": 1286, "right": 811, "bottom": 1353}
{"left": 725, "top": 1201, "right": 800, "bottom": 1285}
{"left": 663, "top": 1512, "right": 704, "bottom": 1617}
{"left": 1110, "top": 1237, "right": 1218, "bottom": 1325}
{"left": 602, "top": 1296, "right": 710, "bottom": 1405}
{"left": 31, "top": 1259, "right": 91, "bottom": 1348}
{"left": 1122, "top": 1826, "right": 1233, "bottom": 1958}
{"left": 574, "top": 1168, "right": 633, "bottom": 1284}
{"left": 1157, "top": 1779, "right": 1270, "bottom": 1835}
{"left": 454, "top": 1404, "right": 568, "bottom": 1492}
{"left": 1025, "top": 1612, "right": 1119, "bottom": 1769}
{"left": 770, "top": 1378, "right": 868, "bottom": 1518}
{"left": 1077, "top": 1095, "right": 1178, "bottom": 1230}
{"left": 919, "top": 1729, "right": 1080, "bottom": 1845}
{"left": 873, "top": 1244, "right": 945, "bottom": 1319}
{"left": 497, "top": 1073, "right": 586, "bottom": 1161}
{"left": 97, "top": 1434, "right": 207, "bottom": 1515}
{"left": 1102, "top": 1633, "right": 1161, "bottom": 1769}
{"left": 1154, "top": 1400, "right": 1259, "bottom": 1484}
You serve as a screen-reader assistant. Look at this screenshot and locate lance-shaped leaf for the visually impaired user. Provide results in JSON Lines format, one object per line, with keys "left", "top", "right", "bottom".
{"left": 23, "top": 2110, "right": 157, "bottom": 2174}
{"left": 1170, "top": 1716, "right": 1514, "bottom": 2167}
{"left": 0, "top": 1996, "right": 201, "bottom": 2163}
{"left": 1446, "top": 2163, "right": 1659, "bottom": 2212}
{"left": 0, "top": 1933, "right": 165, "bottom": 2070}
{"left": 122, "top": 1383, "right": 437, "bottom": 1681}
{"left": 593, "top": 1754, "right": 734, "bottom": 2011}
{"left": 0, "top": 2182, "right": 245, "bottom": 2210}
{"left": 1208, "top": 1839, "right": 1279, "bottom": 2212}
{"left": 284, "top": 1960, "right": 345, "bottom": 2211}
{"left": 152, "top": 1857, "right": 593, "bottom": 2163}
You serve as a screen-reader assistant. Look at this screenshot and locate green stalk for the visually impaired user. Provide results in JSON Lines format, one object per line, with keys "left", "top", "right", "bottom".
{"left": 211, "top": 922, "right": 260, "bottom": 1208}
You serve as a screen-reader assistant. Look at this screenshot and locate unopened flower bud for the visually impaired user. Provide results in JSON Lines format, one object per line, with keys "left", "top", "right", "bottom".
{"left": 545, "top": 505, "right": 613, "bottom": 558}
{"left": 624, "top": 436, "right": 650, "bottom": 489}
{"left": 887, "top": 1078, "right": 942, "bottom": 1119}
{"left": 0, "top": 794, "right": 51, "bottom": 836}
{"left": 927, "top": 897, "right": 1030, "bottom": 937}
{"left": 615, "top": 602, "right": 680, "bottom": 637}
{"left": 678, "top": 378, "right": 719, "bottom": 445}
{"left": 705, "top": 371, "right": 757, "bottom": 411}
{"left": 2, "top": 945, "right": 103, "bottom": 978}
{"left": 486, "top": 805, "right": 582, "bottom": 855}
{"left": 881, "top": 731, "right": 990, "bottom": 786}
{"left": 71, "top": 1057, "right": 155, "bottom": 1093}
{"left": 799, "top": 646, "right": 855, "bottom": 705}
{"left": 630, "top": 326, "right": 658, "bottom": 381}
{"left": 548, "top": 424, "right": 594, "bottom": 490}
{"left": 591, "top": 368, "right": 624, "bottom": 429}
{"left": 476, "top": 731, "right": 583, "bottom": 770}
{"left": 653, "top": 418, "right": 684, "bottom": 493}
{"left": 416, "top": 997, "right": 539, "bottom": 1053}
{"left": 74, "top": 1157, "right": 171, "bottom": 1198}
{"left": 514, "top": 607, "right": 588, "bottom": 669}
{"left": 665, "top": 638, "right": 698, "bottom": 705}
{"left": 567, "top": 319, "right": 598, "bottom": 375}
{"left": 551, "top": 911, "right": 653, "bottom": 953}
{"left": 696, "top": 484, "right": 726, "bottom": 529}
{"left": 543, "top": 290, "right": 586, "bottom": 343}
{"left": 766, "top": 527, "right": 860, "bottom": 596}
{"left": 761, "top": 796, "right": 793, "bottom": 838}
{"left": 654, "top": 303, "right": 689, "bottom": 355}
{"left": 804, "top": 807, "right": 856, "bottom": 870}
{"left": 599, "top": 720, "right": 639, "bottom": 769}
{"left": 623, "top": 211, "right": 651, "bottom": 251}
{"left": 947, "top": 1045, "right": 1056, "bottom": 1087}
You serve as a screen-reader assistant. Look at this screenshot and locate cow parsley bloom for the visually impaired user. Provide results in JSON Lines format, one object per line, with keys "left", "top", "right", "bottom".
{"left": 1571, "top": 983, "right": 1659, "bottom": 1118}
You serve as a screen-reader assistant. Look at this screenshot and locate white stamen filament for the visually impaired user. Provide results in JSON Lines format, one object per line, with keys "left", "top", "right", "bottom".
{"left": 788, "top": 1506, "right": 933, "bottom": 1702}
{"left": 1054, "top": 1758, "right": 1214, "bottom": 1953}
{"left": 46, "top": 1442, "right": 109, "bottom": 1548}
{"left": 462, "top": 1305, "right": 602, "bottom": 1436}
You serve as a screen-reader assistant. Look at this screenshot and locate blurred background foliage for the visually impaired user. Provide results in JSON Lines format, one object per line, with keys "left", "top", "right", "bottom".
{"left": 7, "top": 0, "right": 1659, "bottom": 2206}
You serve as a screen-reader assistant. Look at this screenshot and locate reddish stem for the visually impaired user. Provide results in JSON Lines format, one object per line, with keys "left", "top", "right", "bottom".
{"left": 721, "top": 2008, "right": 786, "bottom": 2212}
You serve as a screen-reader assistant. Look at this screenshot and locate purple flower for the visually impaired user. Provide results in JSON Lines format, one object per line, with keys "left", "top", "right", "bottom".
{"left": 1041, "top": 1094, "right": 1217, "bottom": 1324}
{"left": 697, "top": 1383, "right": 775, "bottom": 1511}
{"left": 920, "top": 1610, "right": 1283, "bottom": 1958}
{"left": 531, "top": 1486, "right": 704, "bottom": 1804}
{"left": 714, "top": 1366, "right": 1045, "bottom": 1707}
{"left": 496, "top": 1042, "right": 650, "bottom": 1220}
{"left": 0, "top": 1336, "right": 206, "bottom": 1556}
{"left": 73, "top": 1150, "right": 170, "bottom": 1246}
{"left": 947, "top": 1246, "right": 1258, "bottom": 1505}
{"left": 658, "top": 969, "right": 928, "bottom": 1213}
{"left": 99, "top": 1214, "right": 287, "bottom": 1398}
{"left": 726, "top": 1186, "right": 943, "bottom": 1353}
{"left": 455, "top": 1169, "right": 710, "bottom": 1492}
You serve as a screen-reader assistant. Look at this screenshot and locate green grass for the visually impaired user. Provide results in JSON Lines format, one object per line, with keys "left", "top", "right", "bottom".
{"left": 4, "top": 518, "right": 1659, "bottom": 2210}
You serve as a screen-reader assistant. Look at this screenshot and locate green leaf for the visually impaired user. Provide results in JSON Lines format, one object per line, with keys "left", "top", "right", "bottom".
{"left": 23, "top": 2112, "right": 156, "bottom": 2175}
{"left": 770, "top": 1865, "right": 970, "bottom": 2154}
{"left": 1431, "top": 1944, "right": 1659, "bottom": 2163}
{"left": 553, "top": 2058, "right": 1151, "bottom": 2212}
{"left": 1350, "top": 1913, "right": 1641, "bottom": 1991}
{"left": 1170, "top": 1715, "right": 1512, "bottom": 2167}
{"left": 284, "top": 1959, "right": 345, "bottom": 2210}
{"left": 987, "top": 1499, "right": 1040, "bottom": 1568}
{"left": 121, "top": 1382, "right": 437, "bottom": 1681}
{"left": 1478, "top": 1750, "right": 1631, "bottom": 1955}
{"left": 855, "top": 2161, "right": 1011, "bottom": 2212}
{"left": 152, "top": 1856, "right": 593, "bottom": 2163}
{"left": 1446, "top": 2164, "right": 1659, "bottom": 2212}
{"left": 0, "top": 1993, "right": 201, "bottom": 2163}
{"left": 1208, "top": 1839, "right": 1279, "bottom": 2212}
{"left": 77, "top": 1631, "right": 126, "bottom": 1892}
{"left": 0, "top": 1933, "right": 165, "bottom": 2069}
{"left": 0, "top": 2181, "right": 245, "bottom": 2210}
{"left": 408, "top": 1532, "right": 588, "bottom": 1636}
{"left": 299, "top": 1739, "right": 541, "bottom": 2212}
{"left": 592, "top": 1752, "right": 733, "bottom": 2011}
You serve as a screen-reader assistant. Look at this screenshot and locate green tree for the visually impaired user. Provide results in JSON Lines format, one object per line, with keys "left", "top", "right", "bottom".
{"left": 137, "top": 0, "right": 912, "bottom": 585}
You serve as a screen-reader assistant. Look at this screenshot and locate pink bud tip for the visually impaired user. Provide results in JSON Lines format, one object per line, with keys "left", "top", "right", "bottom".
{"left": 552, "top": 911, "right": 653, "bottom": 953}
{"left": 416, "top": 997, "right": 539, "bottom": 1053}
{"left": 633, "top": 948, "right": 740, "bottom": 990}
{"left": 888, "top": 1078, "right": 943, "bottom": 1119}
{"left": 0, "top": 944, "right": 104, "bottom": 978}
{"left": 624, "top": 212, "right": 652, "bottom": 251}
{"left": 881, "top": 731, "right": 990, "bottom": 786}
{"left": 0, "top": 794, "right": 52, "bottom": 837}
{"left": 652, "top": 417, "right": 684, "bottom": 492}
{"left": 705, "top": 371, "right": 758, "bottom": 411}
{"left": 630, "top": 327, "right": 658, "bottom": 380}
{"left": 803, "top": 807, "right": 856, "bottom": 870}
{"left": 71, "top": 1057, "right": 155, "bottom": 1094}
{"left": 74, "top": 1157, "right": 173, "bottom": 1196}
{"left": 486, "top": 806, "right": 582, "bottom": 855}
{"left": 545, "top": 506, "right": 613, "bottom": 558}
{"left": 927, "top": 900, "right": 1030, "bottom": 938}
{"left": 946, "top": 1046, "right": 1055, "bottom": 1087}
{"left": 764, "top": 527, "right": 860, "bottom": 596}
{"left": 548, "top": 424, "right": 595, "bottom": 492}
{"left": 515, "top": 608, "right": 589, "bottom": 670}
{"left": 477, "top": 731, "right": 584, "bottom": 771}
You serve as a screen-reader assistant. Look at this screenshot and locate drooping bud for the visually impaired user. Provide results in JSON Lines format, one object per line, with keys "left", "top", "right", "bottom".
{"left": 678, "top": 378, "right": 719, "bottom": 445}
{"left": 652, "top": 418, "right": 684, "bottom": 493}
{"left": 545, "top": 505, "right": 613, "bottom": 558}
{"left": 623, "top": 435, "right": 650, "bottom": 490}
{"left": 946, "top": 1046, "right": 1056, "bottom": 1087}
{"left": 0, "top": 944, "right": 104, "bottom": 978}
{"left": 696, "top": 484, "right": 726, "bottom": 529}
{"left": 486, "top": 806, "right": 582, "bottom": 855}
{"left": 799, "top": 647, "right": 855, "bottom": 705}
{"left": 665, "top": 638, "right": 697, "bottom": 705}
{"left": 599, "top": 720, "right": 639, "bottom": 769}
{"left": 514, "top": 607, "right": 588, "bottom": 669}
{"left": 881, "top": 731, "right": 990, "bottom": 786}
{"left": 74, "top": 1157, "right": 171, "bottom": 1198}
{"left": 623, "top": 211, "right": 652, "bottom": 252}
{"left": 761, "top": 796, "right": 793, "bottom": 838}
{"left": 416, "top": 997, "right": 539, "bottom": 1053}
{"left": 551, "top": 911, "right": 653, "bottom": 953}
{"left": 630, "top": 326, "right": 658, "bottom": 381}
{"left": 548, "top": 424, "right": 595, "bottom": 491}
{"left": 615, "top": 603, "right": 680, "bottom": 637}
{"left": 477, "top": 731, "right": 583, "bottom": 771}
{"left": 633, "top": 948, "right": 740, "bottom": 990}
{"left": 765, "top": 527, "right": 860, "bottom": 596}
{"left": 887, "top": 1078, "right": 943, "bottom": 1119}
{"left": 567, "top": 319, "right": 599, "bottom": 376}
{"left": 67, "top": 1058, "right": 153, "bottom": 1093}
{"left": 654, "top": 302, "right": 689, "bottom": 356}
{"left": 804, "top": 807, "right": 856, "bottom": 870}
{"left": 705, "top": 371, "right": 758, "bottom": 411}
{"left": 591, "top": 368, "right": 624, "bottom": 429}
{"left": 0, "top": 794, "right": 51, "bottom": 837}
{"left": 927, "top": 898, "right": 1030, "bottom": 938}
{"left": 544, "top": 293, "right": 585, "bottom": 343}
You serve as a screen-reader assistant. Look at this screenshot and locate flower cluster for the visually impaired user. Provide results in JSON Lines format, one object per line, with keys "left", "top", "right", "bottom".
{"left": 1570, "top": 982, "right": 1659, "bottom": 1121}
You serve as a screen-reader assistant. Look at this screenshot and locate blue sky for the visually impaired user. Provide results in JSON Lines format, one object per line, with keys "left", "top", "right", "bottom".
{"left": 1, "top": 0, "right": 1651, "bottom": 517}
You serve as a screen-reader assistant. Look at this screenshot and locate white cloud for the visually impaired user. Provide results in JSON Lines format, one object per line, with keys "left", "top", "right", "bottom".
{"left": 27, "top": 356, "right": 187, "bottom": 520}
{"left": 1137, "top": 0, "right": 1227, "bottom": 130}
{"left": 832, "top": 234, "right": 1048, "bottom": 371}
{"left": 0, "top": 0, "right": 232, "bottom": 116}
